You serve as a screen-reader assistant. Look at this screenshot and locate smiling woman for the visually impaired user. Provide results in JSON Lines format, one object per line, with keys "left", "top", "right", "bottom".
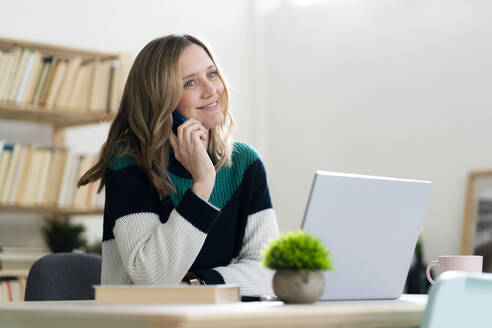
{"left": 76, "top": 34, "right": 279, "bottom": 296}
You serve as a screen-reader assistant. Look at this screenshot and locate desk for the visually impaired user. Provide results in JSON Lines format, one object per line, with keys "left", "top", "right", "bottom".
{"left": 0, "top": 294, "right": 427, "bottom": 328}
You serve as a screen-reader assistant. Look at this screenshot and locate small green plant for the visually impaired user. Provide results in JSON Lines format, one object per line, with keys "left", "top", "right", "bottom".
{"left": 262, "top": 230, "right": 334, "bottom": 271}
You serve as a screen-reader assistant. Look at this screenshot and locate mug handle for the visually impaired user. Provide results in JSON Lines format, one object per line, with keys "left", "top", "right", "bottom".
{"left": 426, "top": 260, "right": 439, "bottom": 285}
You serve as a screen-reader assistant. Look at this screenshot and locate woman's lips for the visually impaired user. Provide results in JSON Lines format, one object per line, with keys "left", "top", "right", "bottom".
{"left": 197, "top": 101, "right": 218, "bottom": 110}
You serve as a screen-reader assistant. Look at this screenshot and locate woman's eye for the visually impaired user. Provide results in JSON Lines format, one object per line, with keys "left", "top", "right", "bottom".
{"left": 184, "top": 80, "right": 196, "bottom": 88}
{"left": 208, "top": 71, "right": 218, "bottom": 79}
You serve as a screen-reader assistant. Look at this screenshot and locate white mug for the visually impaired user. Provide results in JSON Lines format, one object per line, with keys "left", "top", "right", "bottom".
{"left": 426, "top": 255, "right": 483, "bottom": 284}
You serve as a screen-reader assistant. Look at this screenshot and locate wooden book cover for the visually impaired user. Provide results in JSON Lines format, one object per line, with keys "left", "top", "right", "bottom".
{"left": 94, "top": 285, "right": 240, "bottom": 304}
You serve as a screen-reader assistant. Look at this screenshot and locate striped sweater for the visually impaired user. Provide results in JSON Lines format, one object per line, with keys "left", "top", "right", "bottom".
{"left": 101, "top": 142, "right": 279, "bottom": 296}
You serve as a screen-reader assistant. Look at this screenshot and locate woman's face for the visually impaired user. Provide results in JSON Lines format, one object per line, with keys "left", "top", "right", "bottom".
{"left": 176, "top": 44, "right": 225, "bottom": 131}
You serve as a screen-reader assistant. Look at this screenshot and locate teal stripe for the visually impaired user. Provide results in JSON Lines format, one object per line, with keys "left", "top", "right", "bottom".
{"left": 109, "top": 144, "right": 136, "bottom": 170}
{"left": 169, "top": 142, "right": 260, "bottom": 209}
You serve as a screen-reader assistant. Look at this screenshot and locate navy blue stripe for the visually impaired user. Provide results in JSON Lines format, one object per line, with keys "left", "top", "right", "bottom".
{"left": 176, "top": 189, "right": 221, "bottom": 233}
{"left": 193, "top": 269, "right": 225, "bottom": 285}
{"left": 103, "top": 166, "right": 161, "bottom": 241}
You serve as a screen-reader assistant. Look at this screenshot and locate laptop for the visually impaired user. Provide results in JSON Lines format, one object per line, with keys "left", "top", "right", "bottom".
{"left": 301, "top": 171, "right": 431, "bottom": 300}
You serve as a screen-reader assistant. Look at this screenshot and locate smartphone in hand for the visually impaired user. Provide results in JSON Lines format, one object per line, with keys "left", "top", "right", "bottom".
{"left": 172, "top": 111, "right": 187, "bottom": 134}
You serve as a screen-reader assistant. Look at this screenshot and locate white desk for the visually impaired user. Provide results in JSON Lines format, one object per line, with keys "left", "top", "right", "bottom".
{"left": 0, "top": 294, "right": 427, "bottom": 328}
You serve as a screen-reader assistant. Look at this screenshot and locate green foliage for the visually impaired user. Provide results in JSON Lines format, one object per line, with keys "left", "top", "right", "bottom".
{"left": 42, "top": 217, "right": 88, "bottom": 253}
{"left": 262, "top": 230, "right": 334, "bottom": 271}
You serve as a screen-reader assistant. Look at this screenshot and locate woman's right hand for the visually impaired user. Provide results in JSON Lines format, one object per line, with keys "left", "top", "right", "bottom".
{"left": 169, "top": 119, "right": 216, "bottom": 200}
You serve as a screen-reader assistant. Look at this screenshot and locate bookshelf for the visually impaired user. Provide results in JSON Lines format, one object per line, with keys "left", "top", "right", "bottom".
{"left": 0, "top": 37, "right": 131, "bottom": 294}
{"left": 0, "top": 36, "right": 131, "bottom": 216}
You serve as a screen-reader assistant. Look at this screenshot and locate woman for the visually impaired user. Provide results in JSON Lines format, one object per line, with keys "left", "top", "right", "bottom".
{"left": 78, "top": 34, "right": 279, "bottom": 296}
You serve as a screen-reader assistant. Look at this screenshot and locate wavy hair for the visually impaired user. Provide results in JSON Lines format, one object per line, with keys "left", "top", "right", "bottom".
{"left": 78, "top": 34, "right": 235, "bottom": 199}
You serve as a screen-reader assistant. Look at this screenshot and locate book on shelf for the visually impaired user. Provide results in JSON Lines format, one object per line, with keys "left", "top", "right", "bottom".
{"left": 109, "top": 53, "right": 132, "bottom": 114}
{"left": 18, "top": 51, "right": 43, "bottom": 104}
{"left": 94, "top": 284, "right": 241, "bottom": 304}
{"left": 44, "top": 59, "right": 67, "bottom": 108}
{"left": 0, "top": 141, "right": 103, "bottom": 210}
{"left": 7, "top": 48, "right": 30, "bottom": 102}
{"left": 55, "top": 56, "right": 82, "bottom": 109}
{"left": 0, "top": 40, "right": 131, "bottom": 113}
{"left": 31, "top": 58, "right": 51, "bottom": 105}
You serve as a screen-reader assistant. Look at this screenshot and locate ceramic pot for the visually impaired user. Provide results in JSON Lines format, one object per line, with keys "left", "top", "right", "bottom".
{"left": 272, "top": 270, "right": 325, "bottom": 303}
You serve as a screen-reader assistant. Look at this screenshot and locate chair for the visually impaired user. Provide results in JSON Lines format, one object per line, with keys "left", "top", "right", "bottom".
{"left": 421, "top": 271, "right": 492, "bottom": 328}
{"left": 25, "top": 252, "right": 102, "bottom": 301}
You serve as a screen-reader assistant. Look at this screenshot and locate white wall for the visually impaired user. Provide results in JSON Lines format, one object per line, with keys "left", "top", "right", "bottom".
{"left": 262, "top": 0, "right": 492, "bottom": 262}
{"left": 0, "top": 0, "right": 254, "bottom": 246}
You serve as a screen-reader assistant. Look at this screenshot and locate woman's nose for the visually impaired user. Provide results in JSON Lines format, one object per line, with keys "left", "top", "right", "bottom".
{"left": 202, "top": 81, "right": 217, "bottom": 98}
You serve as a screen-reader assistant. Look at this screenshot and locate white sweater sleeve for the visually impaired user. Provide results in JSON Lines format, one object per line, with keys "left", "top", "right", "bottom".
{"left": 212, "top": 208, "right": 279, "bottom": 296}
{"left": 109, "top": 188, "right": 221, "bottom": 285}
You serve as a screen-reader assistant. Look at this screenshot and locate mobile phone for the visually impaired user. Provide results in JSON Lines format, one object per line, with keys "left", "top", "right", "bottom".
{"left": 172, "top": 111, "right": 187, "bottom": 134}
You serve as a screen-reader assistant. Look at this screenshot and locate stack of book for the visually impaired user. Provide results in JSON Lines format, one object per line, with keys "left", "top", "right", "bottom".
{"left": 0, "top": 140, "right": 104, "bottom": 209}
{"left": 0, "top": 47, "right": 129, "bottom": 113}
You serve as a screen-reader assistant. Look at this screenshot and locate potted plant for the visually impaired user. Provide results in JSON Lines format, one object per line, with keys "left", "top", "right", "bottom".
{"left": 262, "top": 230, "right": 334, "bottom": 303}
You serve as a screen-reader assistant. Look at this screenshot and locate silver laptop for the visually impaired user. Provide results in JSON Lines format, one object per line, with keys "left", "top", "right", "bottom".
{"left": 301, "top": 171, "right": 431, "bottom": 301}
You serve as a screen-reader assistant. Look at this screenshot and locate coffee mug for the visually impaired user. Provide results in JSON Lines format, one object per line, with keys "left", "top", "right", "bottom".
{"left": 426, "top": 255, "right": 483, "bottom": 284}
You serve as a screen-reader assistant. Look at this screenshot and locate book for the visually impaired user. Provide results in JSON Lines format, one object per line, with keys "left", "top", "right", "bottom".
{"left": 12, "top": 144, "right": 34, "bottom": 204}
{"left": 4, "top": 145, "right": 26, "bottom": 204}
{"left": 68, "top": 62, "right": 93, "bottom": 110}
{"left": 35, "top": 150, "right": 53, "bottom": 205}
{"left": 0, "top": 143, "right": 21, "bottom": 203}
{"left": 89, "top": 60, "right": 112, "bottom": 112}
{"left": 39, "top": 58, "right": 58, "bottom": 106}
{"left": 18, "top": 51, "right": 43, "bottom": 104}
{"left": 109, "top": 54, "right": 132, "bottom": 113}
{"left": 45, "top": 60, "right": 67, "bottom": 108}
{"left": 4, "top": 48, "right": 26, "bottom": 101}
{"left": 94, "top": 285, "right": 240, "bottom": 304}
{"left": 31, "top": 59, "right": 52, "bottom": 105}
{"left": 56, "top": 56, "right": 82, "bottom": 109}
{"left": 0, "top": 147, "right": 12, "bottom": 198}
{"left": 72, "top": 155, "right": 94, "bottom": 208}
{"left": 0, "top": 51, "right": 13, "bottom": 99}
{"left": 43, "top": 149, "right": 67, "bottom": 206}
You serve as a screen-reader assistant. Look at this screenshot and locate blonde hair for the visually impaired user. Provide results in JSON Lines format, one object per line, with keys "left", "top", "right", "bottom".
{"left": 78, "top": 34, "right": 235, "bottom": 199}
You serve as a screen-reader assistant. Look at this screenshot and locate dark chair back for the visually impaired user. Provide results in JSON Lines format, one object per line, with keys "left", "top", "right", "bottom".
{"left": 25, "top": 252, "right": 101, "bottom": 301}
